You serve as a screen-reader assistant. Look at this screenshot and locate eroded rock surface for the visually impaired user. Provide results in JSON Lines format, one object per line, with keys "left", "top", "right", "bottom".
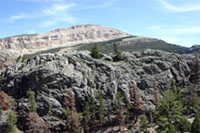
{"left": 1, "top": 49, "right": 194, "bottom": 132}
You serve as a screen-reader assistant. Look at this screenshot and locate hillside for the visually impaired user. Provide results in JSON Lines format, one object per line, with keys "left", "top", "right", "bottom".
{"left": 0, "top": 24, "right": 130, "bottom": 54}
{"left": 24, "top": 35, "right": 191, "bottom": 59}
{"left": 76, "top": 36, "right": 189, "bottom": 54}
{"left": 0, "top": 49, "right": 198, "bottom": 132}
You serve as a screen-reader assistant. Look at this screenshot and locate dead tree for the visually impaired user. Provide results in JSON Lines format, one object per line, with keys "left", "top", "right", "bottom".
{"left": 116, "top": 102, "right": 126, "bottom": 132}
{"left": 129, "top": 81, "right": 144, "bottom": 125}
{"left": 153, "top": 77, "right": 160, "bottom": 108}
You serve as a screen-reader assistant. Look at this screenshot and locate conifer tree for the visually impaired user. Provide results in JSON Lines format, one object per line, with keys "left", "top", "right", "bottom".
{"left": 191, "top": 112, "right": 200, "bottom": 133}
{"left": 65, "top": 89, "right": 83, "bottom": 132}
{"left": 88, "top": 88, "right": 96, "bottom": 122}
{"left": 129, "top": 82, "right": 144, "bottom": 124}
{"left": 139, "top": 113, "right": 149, "bottom": 133}
{"left": 168, "top": 124, "right": 177, "bottom": 133}
{"left": 114, "top": 91, "right": 126, "bottom": 130}
{"left": 171, "top": 79, "right": 182, "bottom": 100}
{"left": 83, "top": 101, "right": 90, "bottom": 131}
{"left": 113, "top": 43, "right": 122, "bottom": 61}
{"left": 191, "top": 52, "right": 200, "bottom": 92}
{"left": 155, "top": 89, "right": 190, "bottom": 132}
{"left": 6, "top": 110, "right": 17, "bottom": 133}
{"left": 91, "top": 43, "right": 102, "bottom": 59}
{"left": 97, "top": 87, "right": 105, "bottom": 123}
{"left": 153, "top": 77, "right": 160, "bottom": 108}
{"left": 28, "top": 89, "right": 37, "bottom": 112}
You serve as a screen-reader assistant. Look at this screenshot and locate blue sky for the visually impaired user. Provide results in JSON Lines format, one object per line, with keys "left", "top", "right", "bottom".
{"left": 0, "top": 0, "right": 200, "bottom": 47}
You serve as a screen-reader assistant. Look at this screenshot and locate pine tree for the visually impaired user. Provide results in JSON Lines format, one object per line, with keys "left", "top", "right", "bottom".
{"left": 191, "top": 52, "right": 200, "bottom": 92}
{"left": 88, "top": 88, "right": 96, "bottom": 122}
{"left": 65, "top": 89, "right": 83, "bottom": 132}
{"left": 191, "top": 112, "right": 200, "bottom": 133}
{"left": 168, "top": 124, "right": 177, "bottom": 133}
{"left": 82, "top": 88, "right": 97, "bottom": 131}
{"left": 153, "top": 77, "right": 160, "bottom": 107}
{"left": 155, "top": 89, "right": 190, "bottom": 132}
{"left": 113, "top": 43, "right": 122, "bottom": 61}
{"left": 115, "top": 91, "right": 126, "bottom": 130}
{"left": 129, "top": 82, "right": 144, "bottom": 125}
{"left": 91, "top": 43, "right": 102, "bottom": 59}
{"left": 28, "top": 89, "right": 37, "bottom": 112}
{"left": 6, "top": 110, "right": 17, "bottom": 133}
{"left": 83, "top": 102, "right": 90, "bottom": 131}
{"left": 171, "top": 79, "right": 182, "bottom": 100}
{"left": 139, "top": 113, "right": 149, "bottom": 133}
{"left": 97, "top": 87, "right": 105, "bottom": 123}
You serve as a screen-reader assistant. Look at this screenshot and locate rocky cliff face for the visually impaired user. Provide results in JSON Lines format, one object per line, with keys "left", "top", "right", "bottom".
{"left": 0, "top": 49, "right": 20, "bottom": 72}
{"left": 1, "top": 49, "right": 194, "bottom": 132}
{"left": 0, "top": 24, "right": 130, "bottom": 54}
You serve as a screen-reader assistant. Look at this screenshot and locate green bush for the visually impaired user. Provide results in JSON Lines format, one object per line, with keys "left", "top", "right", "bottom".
{"left": 22, "top": 56, "right": 26, "bottom": 62}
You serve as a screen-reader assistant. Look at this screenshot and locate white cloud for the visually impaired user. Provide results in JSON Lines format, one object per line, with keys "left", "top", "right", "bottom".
{"left": 157, "top": 0, "right": 200, "bottom": 12}
{"left": 42, "top": 3, "right": 76, "bottom": 16}
{"left": 7, "top": 2, "right": 78, "bottom": 28}
{"left": 8, "top": 13, "right": 27, "bottom": 22}
{"left": 40, "top": 3, "right": 77, "bottom": 27}
{"left": 40, "top": 16, "right": 77, "bottom": 28}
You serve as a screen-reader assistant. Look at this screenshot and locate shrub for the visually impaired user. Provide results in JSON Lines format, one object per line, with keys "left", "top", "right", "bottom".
{"left": 22, "top": 56, "right": 26, "bottom": 62}
{"left": 25, "top": 112, "right": 49, "bottom": 133}
{"left": 0, "top": 91, "right": 10, "bottom": 110}
{"left": 66, "top": 111, "right": 83, "bottom": 132}
{"left": 0, "top": 76, "right": 4, "bottom": 89}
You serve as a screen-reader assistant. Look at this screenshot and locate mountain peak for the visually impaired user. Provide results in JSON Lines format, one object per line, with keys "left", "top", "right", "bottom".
{"left": 0, "top": 24, "right": 130, "bottom": 54}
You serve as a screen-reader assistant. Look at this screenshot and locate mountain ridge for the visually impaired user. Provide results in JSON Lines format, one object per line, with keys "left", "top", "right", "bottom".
{"left": 0, "top": 24, "right": 130, "bottom": 54}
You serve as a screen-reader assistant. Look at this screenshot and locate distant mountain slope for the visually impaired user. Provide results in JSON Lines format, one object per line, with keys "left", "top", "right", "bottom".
{"left": 182, "top": 45, "right": 200, "bottom": 54}
{"left": 76, "top": 36, "right": 189, "bottom": 54}
{"left": 0, "top": 24, "right": 130, "bottom": 54}
{"left": 24, "top": 36, "right": 191, "bottom": 59}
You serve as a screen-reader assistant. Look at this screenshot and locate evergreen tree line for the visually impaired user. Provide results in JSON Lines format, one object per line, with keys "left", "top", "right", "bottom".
{"left": 91, "top": 43, "right": 122, "bottom": 61}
